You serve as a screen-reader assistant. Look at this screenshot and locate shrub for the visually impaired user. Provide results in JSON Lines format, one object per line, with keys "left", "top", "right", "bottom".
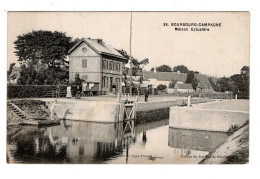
{"left": 157, "top": 84, "right": 167, "bottom": 91}
{"left": 7, "top": 85, "right": 69, "bottom": 98}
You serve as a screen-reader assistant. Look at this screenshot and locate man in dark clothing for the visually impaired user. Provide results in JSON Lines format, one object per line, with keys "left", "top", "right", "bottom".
{"left": 144, "top": 87, "right": 149, "bottom": 102}
{"left": 76, "top": 85, "right": 82, "bottom": 99}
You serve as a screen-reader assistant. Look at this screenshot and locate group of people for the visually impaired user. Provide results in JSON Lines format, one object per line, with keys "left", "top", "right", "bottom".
{"left": 55, "top": 85, "right": 82, "bottom": 99}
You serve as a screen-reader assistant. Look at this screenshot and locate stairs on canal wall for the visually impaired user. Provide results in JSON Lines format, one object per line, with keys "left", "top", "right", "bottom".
{"left": 7, "top": 101, "right": 31, "bottom": 121}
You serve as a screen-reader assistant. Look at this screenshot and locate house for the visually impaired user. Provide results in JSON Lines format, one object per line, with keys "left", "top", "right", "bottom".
{"left": 195, "top": 74, "right": 214, "bottom": 92}
{"left": 172, "top": 82, "right": 194, "bottom": 93}
{"left": 68, "top": 38, "right": 128, "bottom": 94}
{"left": 142, "top": 70, "right": 187, "bottom": 88}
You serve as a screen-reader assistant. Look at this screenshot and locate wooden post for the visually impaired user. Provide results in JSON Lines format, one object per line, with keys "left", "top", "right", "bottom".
{"left": 187, "top": 96, "right": 191, "bottom": 107}
{"left": 117, "top": 93, "right": 121, "bottom": 102}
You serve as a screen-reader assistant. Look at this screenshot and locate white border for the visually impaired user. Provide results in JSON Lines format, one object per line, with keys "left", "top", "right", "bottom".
{"left": 1, "top": 1, "right": 260, "bottom": 179}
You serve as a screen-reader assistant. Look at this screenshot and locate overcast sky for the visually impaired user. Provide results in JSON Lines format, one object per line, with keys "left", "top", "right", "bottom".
{"left": 7, "top": 12, "right": 249, "bottom": 77}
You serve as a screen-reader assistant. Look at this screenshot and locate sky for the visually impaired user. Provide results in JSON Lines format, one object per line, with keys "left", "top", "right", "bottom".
{"left": 7, "top": 12, "right": 249, "bottom": 77}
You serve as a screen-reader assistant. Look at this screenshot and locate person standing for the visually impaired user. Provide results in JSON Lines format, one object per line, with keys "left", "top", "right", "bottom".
{"left": 76, "top": 85, "right": 81, "bottom": 99}
{"left": 144, "top": 87, "right": 149, "bottom": 102}
{"left": 66, "top": 85, "right": 72, "bottom": 99}
{"left": 56, "top": 85, "right": 60, "bottom": 99}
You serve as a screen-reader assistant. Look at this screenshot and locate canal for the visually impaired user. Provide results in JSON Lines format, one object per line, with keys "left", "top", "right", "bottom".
{"left": 7, "top": 119, "right": 228, "bottom": 164}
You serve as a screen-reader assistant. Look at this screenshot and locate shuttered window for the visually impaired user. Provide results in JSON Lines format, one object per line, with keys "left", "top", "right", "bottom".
{"left": 82, "top": 59, "right": 87, "bottom": 68}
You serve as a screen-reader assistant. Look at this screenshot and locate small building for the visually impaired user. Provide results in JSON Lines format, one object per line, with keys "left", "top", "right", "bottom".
{"left": 142, "top": 70, "right": 187, "bottom": 88}
{"left": 68, "top": 38, "right": 128, "bottom": 94}
{"left": 195, "top": 74, "right": 214, "bottom": 92}
{"left": 173, "top": 82, "right": 194, "bottom": 93}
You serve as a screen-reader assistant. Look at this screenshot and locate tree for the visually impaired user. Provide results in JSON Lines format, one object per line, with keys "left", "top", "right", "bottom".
{"left": 191, "top": 77, "right": 199, "bottom": 90}
{"left": 241, "top": 66, "right": 249, "bottom": 76}
{"left": 173, "top": 65, "right": 189, "bottom": 73}
{"left": 209, "top": 77, "right": 221, "bottom": 92}
{"left": 156, "top": 65, "right": 172, "bottom": 72}
{"left": 14, "top": 30, "right": 76, "bottom": 67}
{"left": 186, "top": 71, "right": 195, "bottom": 83}
{"left": 217, "top": 77, "right": 234, "bottom": 92}
{"left": 150, "top": 67, "right": 154, "bottom": 71}
{"left": 117, "top": 49, "right": 149, "bottom": 80}
{"left": 169, "top": 78, "right": 177, "bottom": 88}
{"left": 7, "top": 63, "right": 16, "bottom": 77}
{"left": 157, "top": 84, "right": 167, "bottom": 91}
{"left": 7, "top": 63, "right": 19, "bottom": 84}
{"left": 230, "top": 66, "right": 249, "bottom": 98}
{"left": 14, "top": 30, "right": 78, "bottom": 85}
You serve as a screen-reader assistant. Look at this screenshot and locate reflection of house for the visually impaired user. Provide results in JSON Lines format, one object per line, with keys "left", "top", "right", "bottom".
{"left": 68, "top": 38, "right": 128, "bottom": 94}
{"left": 172, "top": 82, "right": 194, "bottom": 93}
{"left": 195, "top": 74, "right": 214, "bottom": 92}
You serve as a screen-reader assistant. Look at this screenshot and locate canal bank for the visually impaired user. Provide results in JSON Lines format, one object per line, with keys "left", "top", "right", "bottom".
{"left": 169, "top": 100, "right": 249, "bottom": 132}
{"left": 199, "top": 122, "right": 249, "bottom": 164}
{"left": 42, "top": 97, "right": 214, "bottom": 123}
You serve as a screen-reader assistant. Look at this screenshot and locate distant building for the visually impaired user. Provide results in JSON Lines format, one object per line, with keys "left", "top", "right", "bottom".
{"left": 68, "top": 38, "right": 128, "bottom": 94}
{"left": 138, "top": 70, "right": 214, "bottom": 94}
{"left": 195, "top": 74, "right": 214, "bottom": 92}
{"left": 142, "top": 70, "right": 187, "bottom": 88}
{"left": 172, "top": 82, "right": 194, "bottom": 93}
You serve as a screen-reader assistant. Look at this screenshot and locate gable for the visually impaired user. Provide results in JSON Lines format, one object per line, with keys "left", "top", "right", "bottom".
{"left": 69, "top": 41, "right": 99, "bottom": 57}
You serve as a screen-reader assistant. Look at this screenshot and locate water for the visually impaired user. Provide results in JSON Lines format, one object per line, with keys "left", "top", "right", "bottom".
{"left": 7, "top": 119, "right": 228, "bottom": 164}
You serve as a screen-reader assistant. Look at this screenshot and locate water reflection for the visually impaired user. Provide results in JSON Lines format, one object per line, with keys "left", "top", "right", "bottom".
{"left": 168, "top": 128, "right": 228, "bottom": 152}
{"left": 7, "top": 119, "right": 228, "bottom": 164}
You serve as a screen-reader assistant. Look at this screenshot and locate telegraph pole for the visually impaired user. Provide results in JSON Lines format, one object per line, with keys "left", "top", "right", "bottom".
{"left": 129, "top": 12, "right": 133, "bottom": 96}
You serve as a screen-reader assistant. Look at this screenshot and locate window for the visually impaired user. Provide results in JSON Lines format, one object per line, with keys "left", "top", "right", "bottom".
{"left": 109, "top": 61, "right": 113, "bottom": 70}
{"left": 116, "top": 63, "right": 120, "bottom": 72}
{"left": 103, "top": 76, "right": 106, "bottom": 88}
{"left": 103, "top": 60, "right": 106, "bottom": 69}
{"left": 106, "top": 61, "right": 109, "bottom": 70}
{"left": 82, "top": 59, "right": 87, "bottom": 68}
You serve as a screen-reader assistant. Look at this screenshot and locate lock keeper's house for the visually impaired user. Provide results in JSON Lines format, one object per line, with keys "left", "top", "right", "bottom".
{"left": 68, "top": 38, "right": 128, "bottom": 95}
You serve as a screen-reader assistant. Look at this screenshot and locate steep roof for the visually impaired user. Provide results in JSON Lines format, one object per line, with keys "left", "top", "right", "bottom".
{"left": 68, "top": 38, "right": 127, "bottom": 61}
{"left": 174, "top": 83, "right": 193, "bottom": 90}
{"left": 143, "top": 71, "right": 187, "bottom": 82}
{"left": 195, "top": 74, "right": 214, "bottom": 90}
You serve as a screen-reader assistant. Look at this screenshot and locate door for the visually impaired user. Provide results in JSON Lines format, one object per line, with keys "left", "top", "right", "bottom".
{"left": 110, "top": 77, "right": 113, "bottom": 92}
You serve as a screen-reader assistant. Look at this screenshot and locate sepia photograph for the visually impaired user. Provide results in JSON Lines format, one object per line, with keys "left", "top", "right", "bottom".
{"left": 6, "top": 11, "right": 249, "bottom": 164}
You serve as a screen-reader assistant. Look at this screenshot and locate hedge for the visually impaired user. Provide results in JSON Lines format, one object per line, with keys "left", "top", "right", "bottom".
{"left": 7, "top": 85, "right": 76, "bottom": 99}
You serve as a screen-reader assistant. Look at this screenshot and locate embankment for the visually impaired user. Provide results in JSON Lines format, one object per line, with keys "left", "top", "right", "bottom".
{"left": 199, "top": 122, "right": 249, "bottom": 164}
{"left": 135, "top": 98, "right": 214, "bottom": 124}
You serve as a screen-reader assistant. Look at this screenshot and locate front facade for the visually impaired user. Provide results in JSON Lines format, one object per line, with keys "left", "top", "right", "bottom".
{"left": 68, "top": 38, "right": 128, "bottom": 94}
{"left": 142, "top": 71, "right": 188, "bottom": 88}
{"left": 173, "top": 82, "right": 195, "bottom": 93}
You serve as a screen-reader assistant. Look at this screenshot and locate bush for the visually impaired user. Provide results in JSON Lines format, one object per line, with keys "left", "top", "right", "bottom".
{"left": 7, "top": 85, "right": 68, "bottom": 98}
{"left": 157, "top": 84, "right": 167, "bottom": 91}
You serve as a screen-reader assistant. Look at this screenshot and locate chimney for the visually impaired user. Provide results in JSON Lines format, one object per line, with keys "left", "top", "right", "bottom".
{"left": 97, "top": 39, "right": 103, "bottom": 43}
